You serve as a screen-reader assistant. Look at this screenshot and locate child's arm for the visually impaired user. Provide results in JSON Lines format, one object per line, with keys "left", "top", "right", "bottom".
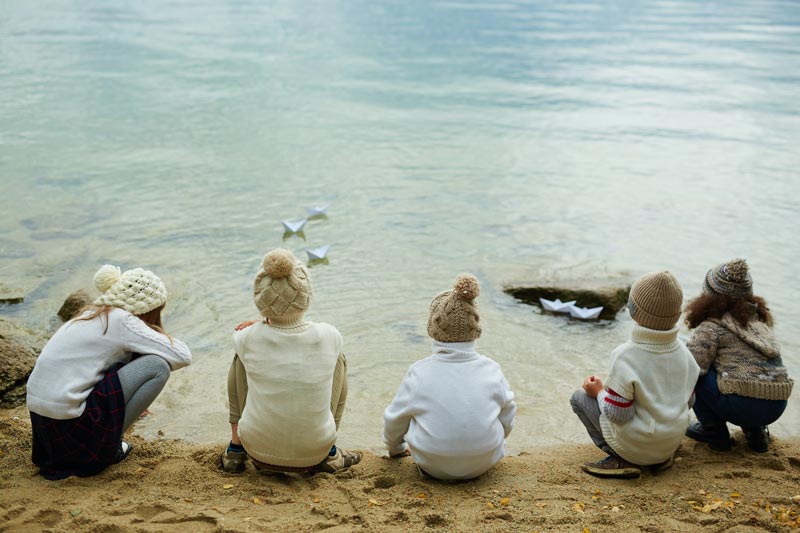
{"left": 382, "top": 370, "right": 417, "bottom": 457}
{"left": 597, "top": 388, "right": 635, "bottom": 424}
{"left": 498, "top": 374, "right": 516, "bottom": 438}
{"left": 686, "top": 322, "right": 719, "bottom": 374}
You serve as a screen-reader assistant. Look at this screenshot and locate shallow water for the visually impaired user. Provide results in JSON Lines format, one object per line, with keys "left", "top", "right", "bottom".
{"left": 2, "top": 0, "right": 799, "bottom": 453}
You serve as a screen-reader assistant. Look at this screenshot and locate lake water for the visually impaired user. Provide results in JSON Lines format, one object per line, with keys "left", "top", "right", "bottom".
{"left": 2, "top": 0, "right": 799, "bottom": 453}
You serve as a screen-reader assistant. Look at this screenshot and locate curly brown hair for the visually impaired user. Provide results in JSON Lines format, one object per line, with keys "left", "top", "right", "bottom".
{"left": 684, "top": 291, "right": 773, "bottom": 329}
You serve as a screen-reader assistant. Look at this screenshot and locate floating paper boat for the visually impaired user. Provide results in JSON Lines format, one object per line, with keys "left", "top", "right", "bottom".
{"left": 306, "top": 204, "right": 330, "bottom": 217}
{"left": 306, "top": 245, "right": 330, "bottom": 261}
{"left": 281, "top": 219, "right": 308, "bottom": 233}
{"left": 539, "top": 298, "right": 577, "bottom": 313}
{"left": 568, "top": 306, "right": 603, "bottom": 320}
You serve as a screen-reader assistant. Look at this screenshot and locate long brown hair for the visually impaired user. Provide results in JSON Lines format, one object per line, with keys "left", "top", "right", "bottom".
{"left": 72, "top": 304, "right": 170, "bottom": 339}
{"left": 684, "top": 291, "right": 773, "bottom": 329}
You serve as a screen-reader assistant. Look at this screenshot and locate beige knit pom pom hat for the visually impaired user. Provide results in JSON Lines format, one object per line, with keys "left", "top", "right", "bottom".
{"left": 92, "top": 264, "right": 168, "bottom": 315}
{"left": 253, "top": 248, "right": 312, "bottom": 323}
{"left": 427, "top": 274, "right": 482, "bottom": 343}
{"left": 627, "top": 271, "right": 683, "bottom": 331}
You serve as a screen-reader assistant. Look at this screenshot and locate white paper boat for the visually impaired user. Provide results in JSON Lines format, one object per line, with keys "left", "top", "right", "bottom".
{"left": 568, "top": 305, "right": 603, "bottom": 320}
{"left": 306, "top": 204, "right": 330, "bottom": 217}
{"left": 281, "top": 219, "right": 307, "bottom": 233}
{"left": 306, "top": 245, "right": 330, "bottom": 261}
{"left": 539, "top": 298, "right": 577, "bottom": 313}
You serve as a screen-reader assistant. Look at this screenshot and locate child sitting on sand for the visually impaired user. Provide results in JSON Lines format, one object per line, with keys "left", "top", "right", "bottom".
{"left": 26, "top": 264, "right": 192, "bottom": 480}
{"left": 220, "top": 248, "right": 361, "bottom": 474}
{"left": 383, "top": 274, "right": 516, "bottom": 481}
{"left": 570, "top": 271, "right": 700, "bottom": 479}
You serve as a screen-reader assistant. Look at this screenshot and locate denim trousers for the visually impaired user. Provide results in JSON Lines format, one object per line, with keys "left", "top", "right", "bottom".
{"left": 693, "top": 367, "right": 787, "bottom": 430}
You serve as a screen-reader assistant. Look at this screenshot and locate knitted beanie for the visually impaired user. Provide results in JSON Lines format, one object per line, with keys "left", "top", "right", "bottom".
{"left": 93, "top": 264, "right": 167, "bottom": 315}
{"left": 427, "top": 274, "right": 481, "bottom": 343}
{"left": 704, "top": 258, "right": 753, "bottom": 298}
{"left": 253, "top": 248, "right": 312, "bottom": 322}
{"left": 627, "top": 271, "right": 683, "bottom": 331}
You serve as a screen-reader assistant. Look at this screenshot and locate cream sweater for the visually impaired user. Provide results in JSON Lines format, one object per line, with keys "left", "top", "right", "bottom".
{"left": 234, "top": 320, "right": 343, "bottom": 468}
{"left": 599, "top": 325, "right": 700, "bottom": 465}
{"left": 26, "top": 307, "right": 192, "bottom": 419}
{"left": 383, "top": 341, "right": 516, "bottom": 480}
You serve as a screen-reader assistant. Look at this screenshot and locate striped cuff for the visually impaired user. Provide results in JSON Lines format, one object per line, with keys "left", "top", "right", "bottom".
{"left": 598, "top": 387, "right": 634, "bottom": 424}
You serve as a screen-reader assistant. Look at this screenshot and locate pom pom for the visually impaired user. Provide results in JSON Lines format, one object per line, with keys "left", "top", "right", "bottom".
{"left": 725, "top": 258, "right": 749, "bottom": 282}
{"left": 453, "top": 273, "right": 480, "bottom": 300}
{"left": 94, "top": 264, "right": 121, "bottom": 293}
{"left": 263, "top": 249, "right": 295, "bottom": 279}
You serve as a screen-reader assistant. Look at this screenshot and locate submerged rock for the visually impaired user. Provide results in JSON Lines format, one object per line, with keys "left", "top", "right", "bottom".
{"left": 58, "top": 289, "right": 92, "bottom": 321}
{"left": 505, "top": 278, "right": 632, "bottom": 320}
{"left": 0, "top": 283, "right": 25, "bottom": 304}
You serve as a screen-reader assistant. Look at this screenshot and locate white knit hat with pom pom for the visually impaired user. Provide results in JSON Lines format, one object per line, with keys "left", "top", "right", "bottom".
{"left": 253, "top": 248, "right": 312, "bottom": 323}
{"left": 93, "top": 264, "right": 168, "bottom": 315}
{"left": 427, "top": 273, "right": 481, "bottom": 343}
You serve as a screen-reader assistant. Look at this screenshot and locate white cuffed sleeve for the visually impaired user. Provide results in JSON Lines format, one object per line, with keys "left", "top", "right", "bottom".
{"left": 120, "top": 313, "right": 192, "bottom": 370}
{"left": 382, "top": 369, "right": 417, "bottom": 456}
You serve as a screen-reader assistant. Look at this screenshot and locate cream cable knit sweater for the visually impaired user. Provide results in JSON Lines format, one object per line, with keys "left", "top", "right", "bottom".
{"left": 234, "top": 320, "right": 343, "bottom": 468}
{"left": 27, "top": 307, "right": 192, "bottom": 419}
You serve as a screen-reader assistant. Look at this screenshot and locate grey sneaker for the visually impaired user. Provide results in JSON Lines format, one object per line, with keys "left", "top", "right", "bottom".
{"left": 581, "top": 455, "right": 641, "bottom": 479}
{"left": 315, "top": 448, "right": 362, "bottom": 474}
{"left": 220, "top": 447, "right": 247, "bottom": 473}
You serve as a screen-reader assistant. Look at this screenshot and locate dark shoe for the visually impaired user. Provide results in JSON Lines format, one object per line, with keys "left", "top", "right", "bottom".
{"left": 114, "top": 441, "right": 132, "bottom": 464}
{"left": 649, "top": 455, "right": 674, "bottom": 473}
{"left": 581, "top": 455, "right": 641, "bottom": 479}
{"left": 686, "top": 422, "right": 732, "bottom": 451}
{"left": 315, "top": 447, "right": 362, "bottom": 474}
{"left": 744, "top": 426, "right": 769, "bottom": 453}
{"left": 220, "top": 446, "right": 247, "bottom": 473}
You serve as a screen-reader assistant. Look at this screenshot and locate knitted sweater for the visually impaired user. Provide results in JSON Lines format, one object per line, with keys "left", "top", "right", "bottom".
{"left": 234, "top": 320, "right": 343, "bottom": 468}
{"left": 383, "top": 341, "right": 516, "bottom": 480}
{"left": 26, "top": 307, "right": 192, "bottom": 419}
{"left": 599, "top": 325, "right": 700, "bottom": 466}
{"left": 687, "top": 314, "right": 793, "bottom": 400}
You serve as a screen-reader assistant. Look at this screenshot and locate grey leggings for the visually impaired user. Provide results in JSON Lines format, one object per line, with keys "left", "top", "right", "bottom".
{"left": 117, "top": 355, "right": 171, "bottom": 433}
{"left": 570, "top": 389, "right": 614, "bottom": 456}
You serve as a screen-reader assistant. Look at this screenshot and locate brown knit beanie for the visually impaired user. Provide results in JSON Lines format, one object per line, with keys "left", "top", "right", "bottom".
{"left": 253, "top": 249, "right": 312, "bottom": 323}
{"left": 427, "top": 274, "right": 481, "bottom": 343}
{"left": 628, "top": 271, "right": 683, "bottom": 331}
{"left": 704, "top": 258, "right": 753, "bottom": 298}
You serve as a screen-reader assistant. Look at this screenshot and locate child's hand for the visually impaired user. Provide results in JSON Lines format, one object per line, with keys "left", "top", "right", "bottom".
{"left": 582, "top": 375, "right": 604, "bottom": 398}
{"left": 390, "top": 449, "right": 411, "bottom": 458}
{"left": 234, "top": 320, "right": 259, "bottom": 331}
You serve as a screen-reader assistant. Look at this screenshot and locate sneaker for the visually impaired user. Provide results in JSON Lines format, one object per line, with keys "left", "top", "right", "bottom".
{"left": 686, "top": 422, "right": 732, "bottom": 451}
{"left": 743, "top": 426, "right": 769, "bottom": 453}
{"left": 581, "top": 455, "right": 641, "bottom": 479}
{"left": 113, "top": 441, "right": 132, "bottom": 464}
{"left": 316, "top": 447, "right": 362, "bottom": 474}
{"left": 220, "top": 446, "right": 247, "bottom": 473}
{"left": 649, "top": 455, "right": 674, "bottom": 473}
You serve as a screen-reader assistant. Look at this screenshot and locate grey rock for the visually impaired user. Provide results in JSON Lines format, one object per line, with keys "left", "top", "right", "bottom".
{"left": 505, "top": 279, "right": 632, "bottom": 320}
{"left": 0, "top": 283, "right": 25, "bottom": 304}
{"left": 0, "top": 318, "right": 47, "bottom": 407}
{"left": 58, "top": 289, "right": 92, "bottom": 321}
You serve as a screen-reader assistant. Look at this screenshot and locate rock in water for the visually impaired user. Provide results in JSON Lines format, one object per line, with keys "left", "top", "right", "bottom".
{"left": 0, "top": 337, "right": 37, "bottom": 407}
{"left": 504, "top": 280, "right": 632, "bottom": 320}
{"left": 58, "top": 289, "right": 92, "bottom": 321}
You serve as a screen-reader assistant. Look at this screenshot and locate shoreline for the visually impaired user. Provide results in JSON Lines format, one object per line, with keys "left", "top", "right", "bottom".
{"left": 2, "top": 411, "right": 799, "bottom": 532}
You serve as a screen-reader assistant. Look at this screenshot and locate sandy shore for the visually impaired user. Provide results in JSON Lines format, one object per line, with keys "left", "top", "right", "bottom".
{"left": 1, "top": 410, "right": 799, "bottom": 532}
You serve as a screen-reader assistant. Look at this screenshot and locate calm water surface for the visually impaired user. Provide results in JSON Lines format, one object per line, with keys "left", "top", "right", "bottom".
{"left": 2, "top": 0, "right": 799, "bottom": 451}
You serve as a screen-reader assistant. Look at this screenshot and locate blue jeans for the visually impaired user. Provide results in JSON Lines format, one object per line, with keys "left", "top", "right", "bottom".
{"left": 693, "top": 367, "right": 787, "bottom": 430}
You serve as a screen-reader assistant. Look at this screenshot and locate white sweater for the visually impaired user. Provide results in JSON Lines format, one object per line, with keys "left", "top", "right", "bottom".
{"left": 383, "top": 341, "right": 516, "bottom": 480}
{"left": 26, "top": 307, "right": 192, "bottom": 419}
{"left": 234, "top": 320, "right": 343, "bottom": 468}
{"left": 599, "top": 325, "right": 700, "bottom": 465}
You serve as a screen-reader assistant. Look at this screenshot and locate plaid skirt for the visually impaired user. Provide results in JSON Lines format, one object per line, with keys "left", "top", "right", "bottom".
{"left": 30, "top": 363, "right": 126, "bottom": 480}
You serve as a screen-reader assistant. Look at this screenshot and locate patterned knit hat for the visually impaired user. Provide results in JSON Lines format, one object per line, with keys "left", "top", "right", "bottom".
{"left": 704, "top": 258, "right": 753, "bottom": 298}
{"left": 628, "top": 271, "right": 683, "bottom": 331}
{"left": 93, "top": 264, "right": 167, "bottom": 315}
{"left": 427, "top": 274, "right": 481, "bottom": 343}
{"left": 253, "top": 248, "right": 312, "bottom": 322}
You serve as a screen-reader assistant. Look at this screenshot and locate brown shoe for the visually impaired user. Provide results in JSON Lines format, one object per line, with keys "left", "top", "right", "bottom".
{"left": 315, "top": 447, "right": 362, "bottom": 474}
{"left": 581, "top": 455, "right": 641, "bottom": 479}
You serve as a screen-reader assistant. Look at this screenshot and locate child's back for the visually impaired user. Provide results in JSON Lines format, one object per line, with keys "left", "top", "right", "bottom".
{"left": 383, "top": 275, "right": 516, "bottom": 480}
